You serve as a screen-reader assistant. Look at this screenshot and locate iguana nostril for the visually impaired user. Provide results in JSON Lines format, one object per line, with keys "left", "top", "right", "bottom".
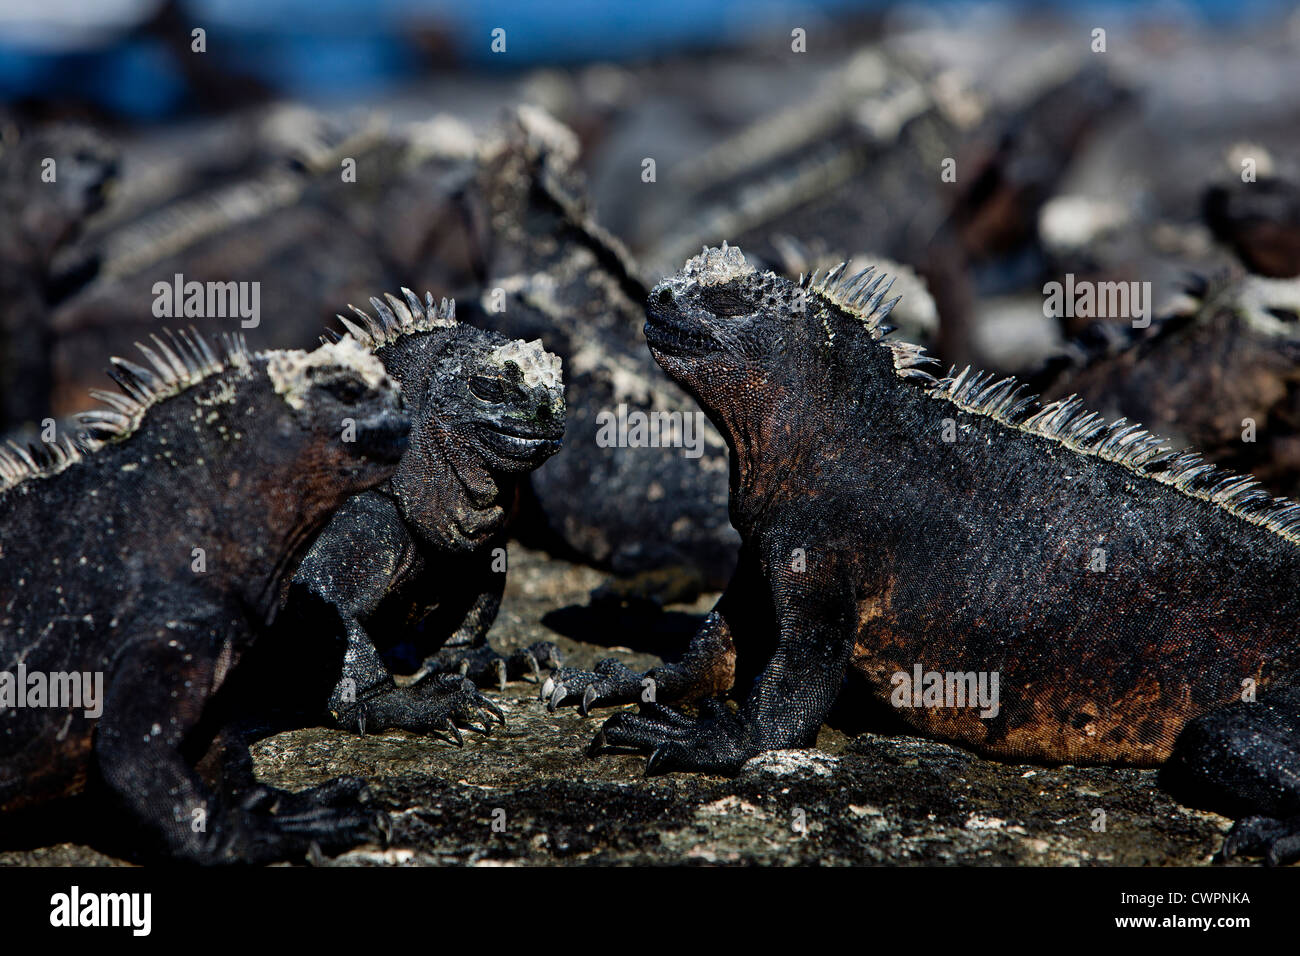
{"left": 538, "top": 403, "right": 552, "bottom": 422}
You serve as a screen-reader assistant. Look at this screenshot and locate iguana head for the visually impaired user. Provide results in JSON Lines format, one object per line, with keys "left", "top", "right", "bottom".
{"left": 394, "top": 324, "right": 564, "bottom": 548}
{"left": 264, "top": 336, "right": 410, "bottom": 492}
{"left": 330, "top": 290, "right": 564, "bottom": 545}
{"left": 334, "top": 290, "right": 565, "bottom": 476}
{"left": 646, "top": 244, "right": 902, "bottom": 432}
{"left": 398, "top": 325, "right": 564, "bottom": 480}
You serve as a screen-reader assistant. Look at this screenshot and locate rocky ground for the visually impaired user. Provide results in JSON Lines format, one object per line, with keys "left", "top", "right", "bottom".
{"left": 0, "top": 545, "right": 1237, "bottom": 867}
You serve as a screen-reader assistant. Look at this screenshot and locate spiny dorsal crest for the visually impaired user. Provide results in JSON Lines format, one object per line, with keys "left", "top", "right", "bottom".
{"left": 909, "top": 361, "right": 1300, "bottom": 546}
{"left": 490, "top": 339, "right": 562, "bottom": 389}
{"left": 683, "top": 241, "right": 755, "bottom": 286}
{"left": 801, "top": 260, "right": 903, "bottom": 341}
{"left": 82, "top": 328, "right": 241, "bottom": 443}
{"left": 331, "top": 288, "right": 457, "bottom": 350}
{"left": 675, "top": 248, "right": 1300, "bottom": 546}
{"left": 0, "top": 329, "right": 248, "bottom": 492}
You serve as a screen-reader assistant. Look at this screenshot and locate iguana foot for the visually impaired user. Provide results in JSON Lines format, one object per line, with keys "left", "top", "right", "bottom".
{"left": 542, "top": 617, "right": 736, "bottom": 716}
{"left": 338, "top": 674, "right": 505, "bottom": 740}
{"left": 508, "top": 641, "right": 563, "bottom": 682}
{"left": 589, "top": 699, "right": 751, "bottom": 775}
{"left": 212, "top": 777, "right": 389, "bottom": 865}
{"left": 414, "top": 641, "right": 561, "bottom": 690}
{"left": 1220, "top": 815, "right": 1300, "bottom": 866}
{"left": 542, "top": 658, "right": 649, "bottom": 714}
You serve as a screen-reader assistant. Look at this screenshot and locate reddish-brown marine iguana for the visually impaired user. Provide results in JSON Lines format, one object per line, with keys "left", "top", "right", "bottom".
{"left": 552, "top": 243, "right": 1300, "bottom": 865}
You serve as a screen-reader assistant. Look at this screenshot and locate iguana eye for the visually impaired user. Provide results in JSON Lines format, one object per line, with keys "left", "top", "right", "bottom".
{"left": 469, "top": 375, "right": 509, "bottom": 404}
{"left": 321, "top": 376, "right": 366, "bottom": 404}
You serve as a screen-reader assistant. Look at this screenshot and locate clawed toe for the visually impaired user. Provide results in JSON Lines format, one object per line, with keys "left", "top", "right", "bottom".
{"left": 417, "top": 641, "right": 559, "bottom": 690}
{"left": 542, "top": 658, "right": 642, "bottom": 714}
{"left": 342, "top": 674, "right": 506, "bottom": 739}
{"left": 587, "top": 699, "right": 750, "bottom": 775}
{"left": 510, "top": 641, "right": 562, "bottom": 684}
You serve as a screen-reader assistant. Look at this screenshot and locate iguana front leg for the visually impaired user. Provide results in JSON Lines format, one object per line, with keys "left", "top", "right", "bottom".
{"left": 325, "top": 597, "right": 505, "bottom": 739}
{"left": 408, "top": 563, "right": 560, "bottom": 689}
{"left": 1166, "top": 683, "right": 1300, "bottom": 865}
{"left": 591, "top": 559, "right": 857, "bottom": 775}
{"left": 292, "top": 492, "right": 504, "bottom": 738}
{"left": 94, "top": 616, "right": 385, "bottom": 864}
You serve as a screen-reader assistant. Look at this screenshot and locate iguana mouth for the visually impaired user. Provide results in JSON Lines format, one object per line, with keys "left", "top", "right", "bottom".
{"left": 476, "top": 422, "right": 561, "bottom": 460}
{"left": 643, "top": 315, "right": 715, "bottom": 358}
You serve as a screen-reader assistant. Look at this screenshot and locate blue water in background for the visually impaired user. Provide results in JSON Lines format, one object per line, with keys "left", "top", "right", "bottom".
{"left": 0, "top": 0, "right": 1288, "bottom": 117}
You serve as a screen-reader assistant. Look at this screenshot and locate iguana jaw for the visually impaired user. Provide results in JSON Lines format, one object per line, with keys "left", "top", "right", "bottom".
{"left": 474, "top": 423, "right": 561, "bottom": 464}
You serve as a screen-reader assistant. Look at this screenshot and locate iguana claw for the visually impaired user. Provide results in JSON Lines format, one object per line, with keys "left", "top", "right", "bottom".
{"left": 442, "top": 717, "right": 464, "bottom": 747}
{"left": 542, "top": 658, "right": 646, "bottom": 713}
{"left": 588, "top": 699, "right": 751, "bottom": 775}
{"left": 422, "top": 641, "right": 561, "bottom": 689}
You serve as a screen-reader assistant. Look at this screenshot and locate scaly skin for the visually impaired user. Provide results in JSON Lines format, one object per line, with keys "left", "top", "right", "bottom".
{"left": 277, "top": 290, "right": 565, "bottom": 738}
{"left": 569, "top": 244, "right": 1300, "bottom": 866}
{"left": 0, "top": 333, "right": 408, "bottom": 863}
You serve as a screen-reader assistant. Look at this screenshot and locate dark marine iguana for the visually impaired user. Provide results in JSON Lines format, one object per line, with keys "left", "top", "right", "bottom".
{"left": 1037, "top": 272, "right": 1300, "bottom": 500}
{"left": 278, "top": 289, "right": 565, "bottom": 734}
{"left": 561, "top": 243, "right": 1300, "bottom": 865}
{"left": 0, "top": 332, "right": 408, "bottom": 863}
{"left": 0, "top": 123, "right": 117, "bottom": 431}
{"left": 459, "top": 108, "right": 738, "bottom": 594}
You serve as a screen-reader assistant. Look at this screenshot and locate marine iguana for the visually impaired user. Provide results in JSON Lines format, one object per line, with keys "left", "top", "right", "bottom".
{"left": 1038, "top": 272, "right": 1300, "bottom": 500}
{"left": 280, "top": 289, "right": 565, "bottom": 734}
{"left": 0, "top": 332, "right": 408, "bottom": 863}
{"left": 0, "top": 123, "right": 117, "bottom": 431}
{"left": 563, "top": 243, "right": 1300, "bottom": 865}
{"left": 46, "top": 109, "right": 479, "bottom": 417}
{"left": 460, "top": 108, "right": 738, "bottom": 592}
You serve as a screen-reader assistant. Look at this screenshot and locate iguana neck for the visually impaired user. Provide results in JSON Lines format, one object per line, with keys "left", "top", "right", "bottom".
{"left": 399, "top": 431, "right": 512, "bottom": 552}
{"left": 722, "top": 356, "right": 889, "bottom": 536}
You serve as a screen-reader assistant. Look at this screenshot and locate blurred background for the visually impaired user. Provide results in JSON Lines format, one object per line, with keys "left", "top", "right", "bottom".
{"left": 4, "top": 0, "right": 1300, "bottom": 504}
